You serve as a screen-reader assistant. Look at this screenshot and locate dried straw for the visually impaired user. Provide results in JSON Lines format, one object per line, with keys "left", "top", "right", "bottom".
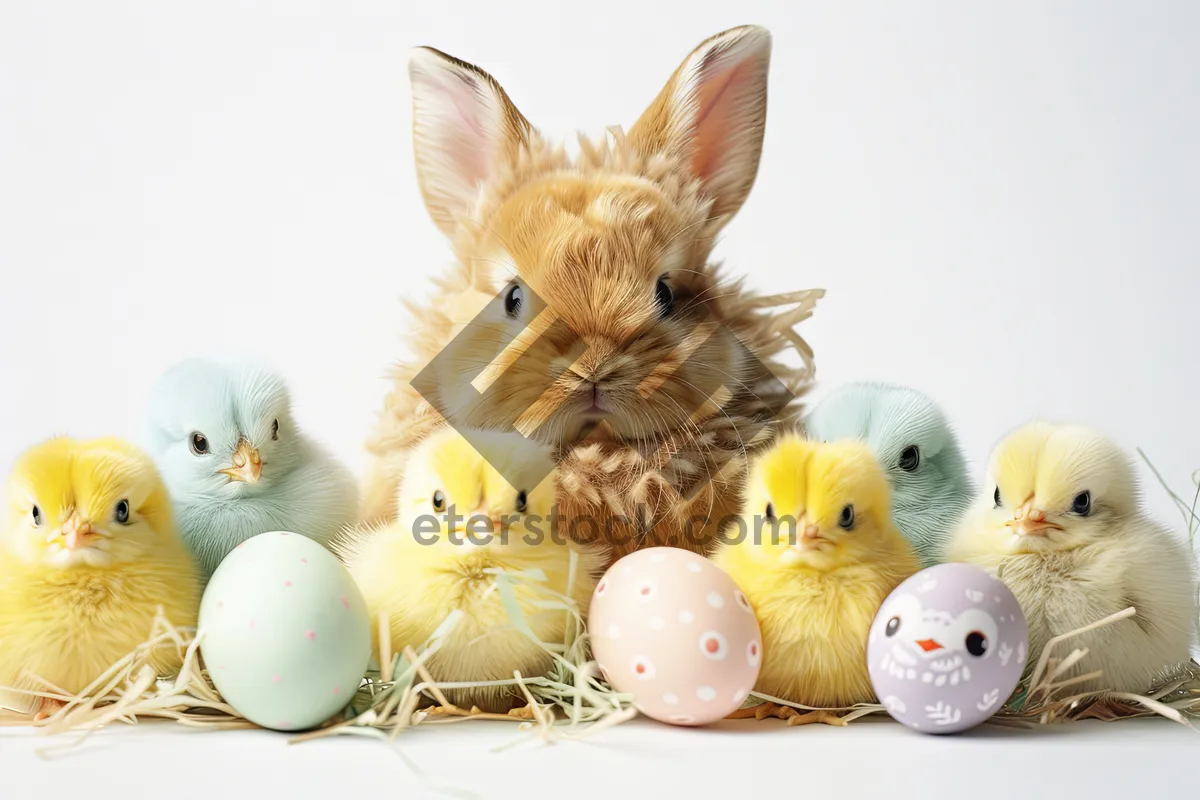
{"left": 310, "top": 556, "right": 636, "bottom": 747}
{"left": 4, "top": 460, "right": 1198, "bottom": 740}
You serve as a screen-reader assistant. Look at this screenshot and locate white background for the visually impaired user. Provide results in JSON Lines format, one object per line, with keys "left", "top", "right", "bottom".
{"left": 1, "top": 1, "right": 1198, "bottom": 795}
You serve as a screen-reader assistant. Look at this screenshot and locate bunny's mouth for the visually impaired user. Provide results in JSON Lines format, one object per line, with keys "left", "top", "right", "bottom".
{"left": 584, "top": 384, "right": 617, "bottom": 414}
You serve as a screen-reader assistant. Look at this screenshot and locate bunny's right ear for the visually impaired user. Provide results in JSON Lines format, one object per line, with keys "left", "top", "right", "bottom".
{"left": 628, "top": 26, "right": 772, "bottom": 227}
{"left": 409, "top": 48, "right": 534, "bottom": 237}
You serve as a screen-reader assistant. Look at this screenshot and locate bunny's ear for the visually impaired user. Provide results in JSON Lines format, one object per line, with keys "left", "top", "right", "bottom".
{"left": 409, "top": 47, "right": 534, "bottom": 237}
{"left": 628, "top": 26, "right": 772, "bottom": 225}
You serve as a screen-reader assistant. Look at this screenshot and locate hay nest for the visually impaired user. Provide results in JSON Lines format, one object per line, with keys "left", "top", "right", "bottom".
{"left": 4, "top": 460, "right": 1199, "bottom": 743}
{"left": 0, "top": 558, "right": 634, "bottom": 752}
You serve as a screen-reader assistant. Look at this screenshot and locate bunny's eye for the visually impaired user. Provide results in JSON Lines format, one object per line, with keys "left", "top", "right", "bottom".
{"left": 1071, "top": 491, "right": 1092, "bottom": 517}
{"left": 993, "top": 486, "right": 1001, "bottom": 508}
{"left": 898, "top": 445, "right": 920, "bottom": 472}
{"left": 271, "top": 419, "right": 280, "bottom": 441}
{"left": 31, "top": 505, "right": 42, "bottom": 527}
{"left": 432, "top": 490, "right": 446, "bottom": 513}
{"left": 114, "top": 500, "right": 131, "bottom": 525}
{"left": 504, "top": 284, "right": 524, "bottom": 318}
{"left": 838, "top": 504, "right": 855, "bottom": 530}
{"left": 885, "top": 616, "right": 901, "bottom": 637}
{"left": 190, "top": 433, "right": 210, "bottom": 456}
{"left": 654, "top": 276, "right": 674, "bottom": 318}
{"left": 515, "top": 490, "right": 528, "bottom": 514}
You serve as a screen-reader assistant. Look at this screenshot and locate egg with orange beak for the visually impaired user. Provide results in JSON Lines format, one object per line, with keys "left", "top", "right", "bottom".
{"left": 868, "top": 563, "right": 1027, "bottom": 733}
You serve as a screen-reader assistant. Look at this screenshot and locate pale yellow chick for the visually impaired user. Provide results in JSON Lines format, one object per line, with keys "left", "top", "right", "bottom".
{"left": 946, "top": 422, "right": 1196, "bottom": 694}
{"left": 0, "top": 437, "right": 201, "bottom": 714}
{"left": 713, "top": 435, "right": 921, "bottom": 724}
{"left": 338, "top": 429, "right": 605, "bottom": 714}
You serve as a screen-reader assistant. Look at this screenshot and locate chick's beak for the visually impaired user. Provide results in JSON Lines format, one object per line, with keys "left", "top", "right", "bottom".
{"left": 916, "top": 639, "right": 943, "bottom": 653}
{"left": 219, "top": 439, "right": 263, "bottom": 484}
{"left": 787, "top": 517, "right": 826, "bottom": 551}
{"left": 61, "top": 517, "right": 96, "bottom": 551}
{"left": 451, "top": 508, "right": 503, "bottom": 541}
{"left": 469, "top": 509, "right": 497, "bottom": 534}
{"left": 1004, "top": 501, "right": 1062, "bottom": 537}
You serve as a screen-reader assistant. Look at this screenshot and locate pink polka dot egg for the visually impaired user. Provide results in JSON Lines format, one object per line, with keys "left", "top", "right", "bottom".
{"left": 199, "top": 532, "right": 371, "bottom": 731}
{"left": 588, "top": 547, "right": 762, "bottom": 726}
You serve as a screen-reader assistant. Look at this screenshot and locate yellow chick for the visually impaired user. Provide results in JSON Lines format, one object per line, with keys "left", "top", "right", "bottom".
{"left": 338, "top": 429, "right": 605, "bottom": 714}
{"left": 0, "top": 437, "right": 201, "bottom": 714}
{"left": 713, "top": 435, "right": 921, "bottom": 724}
{"left": 946, "top": 422, "right": 1196, "bottom": 694}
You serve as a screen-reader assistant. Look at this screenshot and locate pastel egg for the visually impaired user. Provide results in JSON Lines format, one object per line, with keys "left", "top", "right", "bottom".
{"left": 199, "top": 532, "right": 371, "bottom": 731}
{"left": 868, "top": 563, "right": 1028, "bottom": 734}
{"left": 589, "top": 547, "right": 761, "bottom": 726}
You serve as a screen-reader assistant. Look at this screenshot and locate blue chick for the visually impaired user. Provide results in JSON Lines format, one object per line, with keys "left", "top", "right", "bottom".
{"left": 145, "top": 359, "right": 359, "bottom": 579}
{"left": 804, "top": 382, "right": 972, "bottom": 565}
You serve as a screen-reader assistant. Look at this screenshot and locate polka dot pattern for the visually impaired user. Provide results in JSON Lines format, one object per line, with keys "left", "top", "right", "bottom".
{"left": 588, "top": 547, "right": 762, "bottom": 727}
{"left": 198, "top": 532, "right": 372, "bottom": 733}
{"left": 734, "top": 590, "right": 753, "bottom": 613}
{"left": 630, "top": 655, "right": 656, "bottom": 680}
{"left": 747, "top": 640, "right": 761, "bottom": 667}
{"left": 699, "top": 631, "right": 728, "bottom": 660}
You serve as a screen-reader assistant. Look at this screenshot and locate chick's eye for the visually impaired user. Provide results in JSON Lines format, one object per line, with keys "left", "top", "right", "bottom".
{"left": 504, "top": 284, "right": 523, "bottom": 318}
{"left": 31, "top": 505, "right": 42, "bottom": 527}
{"left": 515, "top": 490, "right": 528, "bottom": 514}
{"left": 993, "top": 486, "right": 1001, "bottom": 508}
{"left": 898, "top": 445, "right": 920, "bottom": 472}
{"left": 271, "top": 419, "right": 280, "bottom": 441}
{"left": 1071, "top": 491, "right": 1092, "bottom": 516}
{"left": 885, "top": 616, "right": 901, "bottom": 637}
{"left": 838, "top": 504, "right": 855, "bottom": 530}
{"left": 190, "top": 432, "right": 210, "bottom": 456}
{"left": 764, "top": 502, "right": 775, "bottom": 520}
{"left": 965, "top": 631, "right": 988, "bottom": 657}
{"left": 654, "top": 276, "right": 674, "bottom": 318}
{"left": 114, "top": 500, "right": 131, "bottom": 525}
{"left": 432, "top": 490, "right": 446, "bottom": 513}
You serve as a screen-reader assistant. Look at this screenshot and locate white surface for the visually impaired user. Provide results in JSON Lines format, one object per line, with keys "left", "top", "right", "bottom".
{"left": 1, "top": 717, "right": 1195, "bottom": 798}
{"left": 1, "top": 0, "right": 1199, "bottom": 795}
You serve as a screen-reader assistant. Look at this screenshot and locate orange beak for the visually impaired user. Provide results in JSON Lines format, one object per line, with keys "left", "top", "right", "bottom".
{"left": 473, "top": 509, "right": 508, "bottom": 532}
{"left": 61, "top": 518, "right": 97, "bottom": 551}
{"left": 219, "top": 439, "right": 263, "bottom": 484}
{"left": 916, "top": 639, "right": 943, "bottom": 652}
{"left": 1004, "top": 501, "right": 1062, "bottom": 537}
{"left": 792, "top": 520, "right": 830, "bottom": 551}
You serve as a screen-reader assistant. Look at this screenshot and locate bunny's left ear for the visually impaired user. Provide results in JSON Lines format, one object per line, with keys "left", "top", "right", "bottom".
{"left": 628, "top": 26, "right": 772, "bottom": 226}
{"left": 409, "top": 47, "right": 535, "bottom": 237}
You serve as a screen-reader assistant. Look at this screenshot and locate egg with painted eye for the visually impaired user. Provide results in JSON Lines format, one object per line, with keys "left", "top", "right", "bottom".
{"left": 588, "top": 547, "right": 762, "bottom": 726}
{"left": 199, "top": 532, "right": 371, "bottom": 731}
{"left": 868, "top": 563, "right": 1028, "bottom": 734}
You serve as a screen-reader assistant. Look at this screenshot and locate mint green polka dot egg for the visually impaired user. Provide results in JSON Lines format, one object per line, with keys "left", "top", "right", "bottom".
{"left": 199, "top": 531, "right": 371, "bottom": 731}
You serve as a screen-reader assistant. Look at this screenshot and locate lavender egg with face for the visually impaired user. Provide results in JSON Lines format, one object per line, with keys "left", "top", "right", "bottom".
{"left": 868, "top": 563, "right": 1028, "bottom": 734}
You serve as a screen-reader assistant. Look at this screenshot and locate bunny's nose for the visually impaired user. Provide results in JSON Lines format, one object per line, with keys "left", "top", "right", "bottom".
{"left": 571, "top": 336, "right": 621, "bottom": 382}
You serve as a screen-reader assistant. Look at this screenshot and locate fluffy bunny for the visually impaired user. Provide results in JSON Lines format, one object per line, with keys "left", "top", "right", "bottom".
{"left": 365, "top": 27, "right": 823, "bottom": 561}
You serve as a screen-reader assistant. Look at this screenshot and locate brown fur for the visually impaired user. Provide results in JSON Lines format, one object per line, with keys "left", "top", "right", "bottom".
{"left": 365, "top": 27, "right": 823, "bottom": 562}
